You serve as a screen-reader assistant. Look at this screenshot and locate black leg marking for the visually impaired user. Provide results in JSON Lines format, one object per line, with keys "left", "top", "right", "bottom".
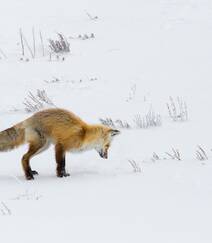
{"left": 55, "top": 144, "right": 70, "bottom": 178}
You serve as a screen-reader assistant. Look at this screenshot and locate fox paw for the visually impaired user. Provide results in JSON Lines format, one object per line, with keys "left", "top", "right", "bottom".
{"left": 57, "top": 171, "right": 70, "bottom": 178}
{"left": 31, "top": 170, "right": 39, "bottom": 175}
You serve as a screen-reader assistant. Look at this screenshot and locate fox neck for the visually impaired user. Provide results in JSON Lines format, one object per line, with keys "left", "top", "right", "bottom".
{"left": 81, "top": 124, "right": 103, "bottom": 151}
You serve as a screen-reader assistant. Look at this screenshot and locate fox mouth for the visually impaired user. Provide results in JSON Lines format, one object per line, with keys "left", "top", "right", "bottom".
{"left": 99, "top": 150, "right": 108, "bottom": 159}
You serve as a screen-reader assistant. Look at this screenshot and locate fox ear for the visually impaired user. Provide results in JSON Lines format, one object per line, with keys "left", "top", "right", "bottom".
{"left": 110, "top": 129, "right": 120, "bottom": 136}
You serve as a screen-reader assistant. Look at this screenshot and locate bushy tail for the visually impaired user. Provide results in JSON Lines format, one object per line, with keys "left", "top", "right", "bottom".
{"left": 0, "top": 123, "right": 25, "bottom": 151}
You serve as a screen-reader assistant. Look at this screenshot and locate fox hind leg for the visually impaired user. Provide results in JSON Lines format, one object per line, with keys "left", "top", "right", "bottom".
{"left": 55, "top": 143, "right": 70, "bottom": 178}
{"left": 22, "top": 140, "right": 46, "bottom": 180}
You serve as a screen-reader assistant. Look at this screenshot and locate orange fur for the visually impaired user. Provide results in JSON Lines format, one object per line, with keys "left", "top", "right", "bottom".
{"left": 0, "top": 108, "right": 120, "bottom": 180}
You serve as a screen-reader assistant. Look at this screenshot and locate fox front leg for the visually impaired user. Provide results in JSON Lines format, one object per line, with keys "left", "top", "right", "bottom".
{"left": 55, "top": 144, "right": 70, "bottom": 177}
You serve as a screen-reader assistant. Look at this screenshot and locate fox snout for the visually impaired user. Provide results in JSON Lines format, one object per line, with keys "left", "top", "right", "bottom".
{"left": 97, "top": 128, "right": 121, "bottom": 159}
{"left": 98, "top": 149, "right": 108, "bottom": 159}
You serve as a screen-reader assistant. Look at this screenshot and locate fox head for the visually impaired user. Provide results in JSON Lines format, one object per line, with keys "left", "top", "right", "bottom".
{"left": 91, "top": 126, "right": 120, "bottom": 159}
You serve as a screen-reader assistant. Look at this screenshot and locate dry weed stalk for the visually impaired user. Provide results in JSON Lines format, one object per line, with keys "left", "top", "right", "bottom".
{"left": 49, "top": 33, "right": 70, "bottom": 53}
{"left": 152, "top": 152, "right": 160, "bottom": 161}
{"left": 23, "top": 89, "right": 55, "bottom": 113}
{"left": 133, "top": 108, "right": 161, "bottom": 129}
{"left": 165, "top": 148, "right": 181, "bottom": 160}
{"left": 85, "top": 11, "right": 98, "bottom": 20}
{"left": 167, "top": 96, "right": 188, "bottom": 122}
{"left": 0, "top": 202, "right": 11, "bottom": 216}
{"left": 196, "top": 145, "right": 208, "bottom": 161}
{"left": 128, "top": 160, "right": 141, "bottom": 173}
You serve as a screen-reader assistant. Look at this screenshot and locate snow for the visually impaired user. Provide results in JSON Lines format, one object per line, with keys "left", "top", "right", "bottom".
{"left": 0, "top": 0, "right": 212, "bottom": 242}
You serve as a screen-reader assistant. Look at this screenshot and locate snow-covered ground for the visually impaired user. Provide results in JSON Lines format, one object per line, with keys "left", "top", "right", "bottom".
{"left": 0, "top": 0, "right": 212, "bottom": 242}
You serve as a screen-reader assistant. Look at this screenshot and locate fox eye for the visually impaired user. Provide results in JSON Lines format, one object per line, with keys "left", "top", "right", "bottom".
{"left": 105, "top": 144, "right": 110, "bottom": 149}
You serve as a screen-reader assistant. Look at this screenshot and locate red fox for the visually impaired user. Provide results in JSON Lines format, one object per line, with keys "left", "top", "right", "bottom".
{"left": 0, "top": 108, "right": 120, "bottom": 180}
